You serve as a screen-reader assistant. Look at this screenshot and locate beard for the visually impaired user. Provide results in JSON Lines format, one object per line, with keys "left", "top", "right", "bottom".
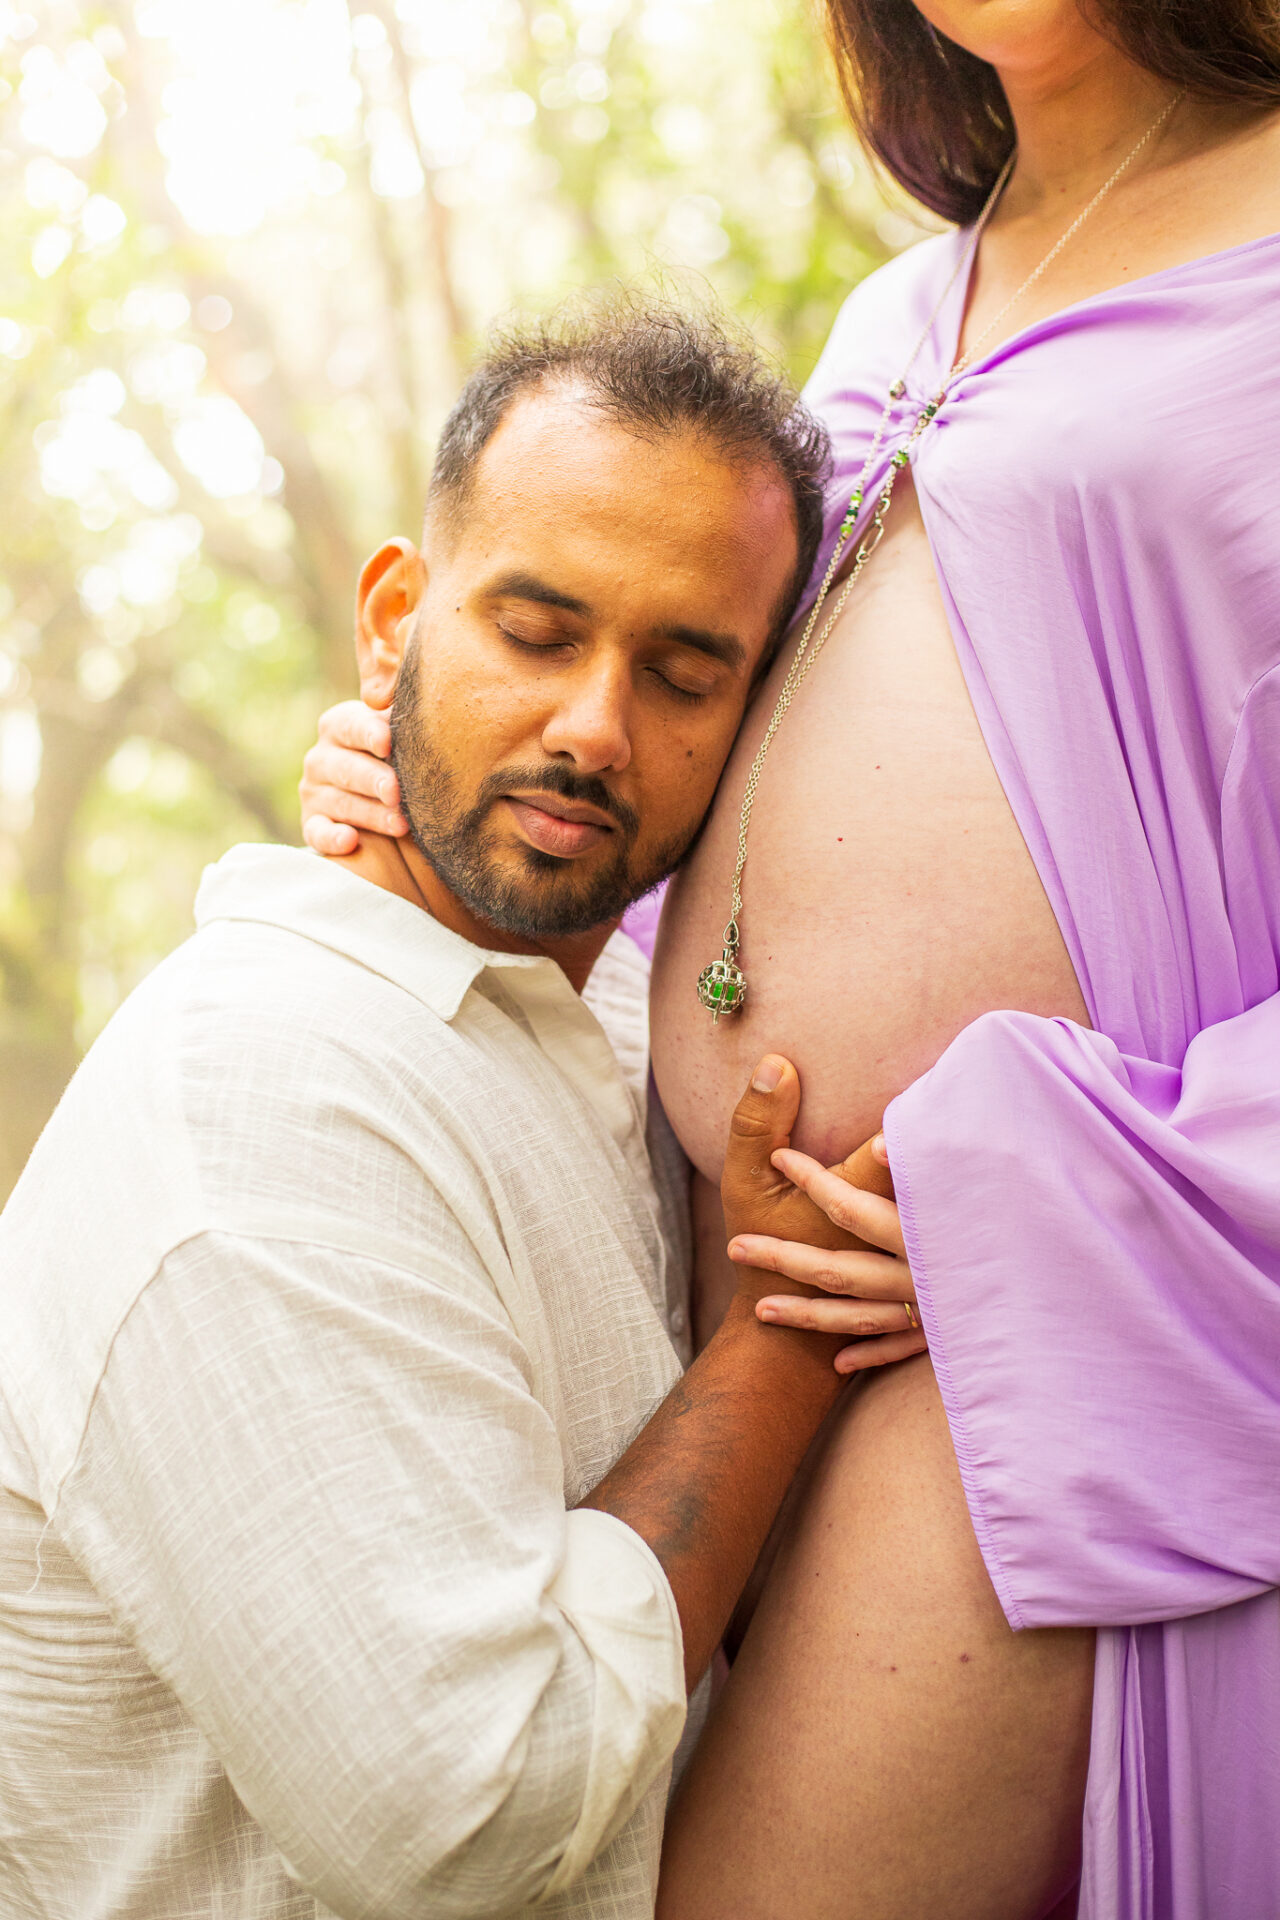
{"left": 389, "top": 648, "right": 698, "bottom": 939}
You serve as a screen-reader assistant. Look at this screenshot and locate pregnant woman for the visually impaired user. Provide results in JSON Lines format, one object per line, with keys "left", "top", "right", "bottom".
{"left": 301, "top": 3, "right": 1280, "bottom": 1914}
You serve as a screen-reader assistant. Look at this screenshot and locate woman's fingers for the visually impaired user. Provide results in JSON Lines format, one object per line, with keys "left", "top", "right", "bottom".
{"left": 834, "top": 1328, "right": 929, "bottom": 1374}
{"left": 299, "top": 784, "right": 407, "bottom": 839}
{"left": 298, "top": 711, "right": 408, "bottom": 848}
{"left": 318, "top": 699, "right": 393, "bottom": 761}
{"left": 770, "top": 1147, "right": 907, "bottom": 1256}
{"left": 302, "top": 738, "right": 400, "bottom": 809}
{"left": 298, "top": 704, "right": 404, "bottom": 848}
{"left": 756, "top": 1294, "right": 915, "bottom": 1337}
{"left": 728, "top": 1234, "right": 905, "bottom": 1300}
{"left": 303, "top": 817, "right": 359, "bottom": 857}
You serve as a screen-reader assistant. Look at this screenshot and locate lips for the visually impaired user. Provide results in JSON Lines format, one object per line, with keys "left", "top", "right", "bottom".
{"left": 502, "top": 796, "right": 613, "bottom": 859}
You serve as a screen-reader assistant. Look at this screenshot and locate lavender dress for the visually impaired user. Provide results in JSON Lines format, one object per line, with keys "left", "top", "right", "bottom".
{"left": 629, "top": 227, "right": 1280, "bottom": 1915}
{"left": 813, "top": 230, "right": 1280, "bottom": 1917}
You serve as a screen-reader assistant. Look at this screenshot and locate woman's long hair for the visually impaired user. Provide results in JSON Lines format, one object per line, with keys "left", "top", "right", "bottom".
{"left": 826, "top": 1, "right": 1280, "bottom": 224}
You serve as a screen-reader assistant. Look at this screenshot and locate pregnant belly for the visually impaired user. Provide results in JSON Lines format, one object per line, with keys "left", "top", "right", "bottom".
{"left": 650, "top": 476, "right": 1088, "bottom": 1183}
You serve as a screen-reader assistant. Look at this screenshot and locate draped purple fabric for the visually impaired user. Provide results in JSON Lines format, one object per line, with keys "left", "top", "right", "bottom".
{"left": 798, "top": 230, "right": 1280, "bottom": 1918}
{"left": 619, "top": 885, "right": 665, "bottom": 963}
{"left": 623, "top": 230, "right": 1280, "bottom": 1914}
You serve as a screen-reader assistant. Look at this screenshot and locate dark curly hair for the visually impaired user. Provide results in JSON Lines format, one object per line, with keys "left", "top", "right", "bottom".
{"left": 825, "top": 0, "right": 1280, "bottom": 225}
{"left": 428, "top": 295, "right": 832, "bottom": 655}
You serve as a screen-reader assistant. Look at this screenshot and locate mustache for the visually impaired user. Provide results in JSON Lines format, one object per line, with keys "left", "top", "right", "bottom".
{"left": 477, "top": 764, "right": 641, "bottom": 840}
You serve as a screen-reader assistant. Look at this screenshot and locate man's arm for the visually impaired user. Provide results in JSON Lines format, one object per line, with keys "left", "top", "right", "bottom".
{"left": 53, "top": 1226, "right": 683, "bottom": 1920}
{"left": 584, "top": 1054, "right": 898, "bottom": 1690}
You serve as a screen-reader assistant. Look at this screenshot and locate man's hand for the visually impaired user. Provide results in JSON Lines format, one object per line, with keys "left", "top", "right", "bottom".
{"left": 721, "top": 1058, "right": 926, "bottom": 1373}
{"left": 720, "top": 1054, "right": 891, "bottom": 1260}
{"left": 583, "top": 1057, "right": 867, "bottom": 1689}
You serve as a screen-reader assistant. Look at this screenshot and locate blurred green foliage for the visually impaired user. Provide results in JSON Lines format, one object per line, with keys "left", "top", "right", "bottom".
{"left": 0, "top": 0, "right": 930, "bottom": 1195}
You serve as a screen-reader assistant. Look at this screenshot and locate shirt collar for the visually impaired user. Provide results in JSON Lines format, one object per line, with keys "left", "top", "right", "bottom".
{"left": 194, "top": 843, "right": 576, "bottom": 1024}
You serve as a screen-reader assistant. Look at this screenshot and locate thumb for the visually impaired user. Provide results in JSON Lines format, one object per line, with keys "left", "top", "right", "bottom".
{"left": 828, "top": 1129, "right": 895, "bottom": 1202}
{"left": 721, "top": 1055, "right": 801, "bottom": 1216}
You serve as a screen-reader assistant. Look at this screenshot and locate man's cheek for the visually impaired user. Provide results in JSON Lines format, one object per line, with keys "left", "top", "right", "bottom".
{"left": 687, "top": 719, "right": 741, "bottom": 800}
{"left": 651, "top": 765, "right": 722, "bottom": 849}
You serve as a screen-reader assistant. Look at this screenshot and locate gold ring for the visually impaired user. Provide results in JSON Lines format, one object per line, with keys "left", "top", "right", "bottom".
{"left": 903, "top": 1300, "right": 918, "bottom": 1330}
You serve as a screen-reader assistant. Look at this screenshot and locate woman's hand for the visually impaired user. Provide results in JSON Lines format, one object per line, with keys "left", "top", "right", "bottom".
{"left": 732, "top": 1136, "right": 924, "bottom": 1373}
{"left": 725, "top": 1110, "right": 926, "bottom": 1375}
{"left": 298, "top": 700, "right": 408, "bottom": 854}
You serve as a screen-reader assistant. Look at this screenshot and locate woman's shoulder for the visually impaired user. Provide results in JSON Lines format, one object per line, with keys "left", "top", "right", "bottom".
{"left": 848, "top": 226, "right": 961, "bottom": 308}
{"left": 804, "top": 228, "right": 961, "bottom": 398}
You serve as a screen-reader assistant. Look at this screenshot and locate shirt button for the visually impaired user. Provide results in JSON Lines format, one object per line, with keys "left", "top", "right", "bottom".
{"left": 669, "top": 1306, "right": 687, "bottom": 1334}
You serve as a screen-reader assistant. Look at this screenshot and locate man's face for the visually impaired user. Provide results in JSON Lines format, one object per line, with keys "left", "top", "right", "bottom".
{"left": 358, "top": 387, "right": 799, "bottom": 940}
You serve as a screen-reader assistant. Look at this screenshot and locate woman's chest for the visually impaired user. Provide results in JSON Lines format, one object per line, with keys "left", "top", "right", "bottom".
{"left": 651, "top": 482, "right": 1087, "bottom": 1182}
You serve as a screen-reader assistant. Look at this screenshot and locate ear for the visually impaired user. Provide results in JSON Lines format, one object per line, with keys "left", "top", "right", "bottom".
{"left": 355, "top": 538, "right": 427, "bottom": 711}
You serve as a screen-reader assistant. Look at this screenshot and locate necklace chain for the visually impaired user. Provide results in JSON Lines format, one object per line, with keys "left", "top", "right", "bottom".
{"left": 696, "top": 88, "right": 1186, "bottom": 1023}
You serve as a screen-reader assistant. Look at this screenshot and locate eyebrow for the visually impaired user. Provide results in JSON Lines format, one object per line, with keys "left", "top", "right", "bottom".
{"left": 487, "top": 571, "right": 591, "bottom": 617}
{"left": 488, "top": 571, "right": 748, "bottom": 673}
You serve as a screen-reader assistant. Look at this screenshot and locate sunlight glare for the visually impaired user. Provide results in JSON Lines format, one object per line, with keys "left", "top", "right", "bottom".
{"left": 19, "top": 43, "right": 107, "bottom": 157}
{"left": 154, "top": 0, "right": 357, "bottom": 235}
{"left": 171, "top": 396, "right": 267, "bottom": 498}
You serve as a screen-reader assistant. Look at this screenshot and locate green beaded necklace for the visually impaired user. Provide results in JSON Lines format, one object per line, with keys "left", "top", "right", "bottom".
{"left": 696, "top": 89, "right": 1184, "bottom": 1023}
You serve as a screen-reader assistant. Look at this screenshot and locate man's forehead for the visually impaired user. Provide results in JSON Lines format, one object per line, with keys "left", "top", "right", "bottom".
{"left": 430, "top": 380, "right": 800, "bottom": 641}
{"left": 474, "top": 383, "right": 790, "bottom": 511}
{"left": 474, "top": 382, "right": 691, "bottom": 490}
{"left": 459, "top": 387, "right": 785, "bottom": 547}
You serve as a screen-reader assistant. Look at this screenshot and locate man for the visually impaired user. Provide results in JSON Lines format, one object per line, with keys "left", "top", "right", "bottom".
{"left": 0, "top": 305, "right": 900, "bottom": 1919}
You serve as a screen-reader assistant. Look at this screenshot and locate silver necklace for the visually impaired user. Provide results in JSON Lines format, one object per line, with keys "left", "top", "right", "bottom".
{"left": 696, "top": 88, "right": 1185, "bottom": 1022}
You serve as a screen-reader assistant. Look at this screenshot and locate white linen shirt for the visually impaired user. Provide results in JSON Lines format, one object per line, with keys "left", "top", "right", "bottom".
{"left": 0, "top": 844, "right": 694, "bottom": 1920}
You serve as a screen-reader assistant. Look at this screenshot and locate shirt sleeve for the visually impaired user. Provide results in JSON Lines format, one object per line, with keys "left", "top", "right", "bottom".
{"left": 52, "top": 1229, "right": 686, "bottom": 1920}
{"left": 884, "top": 993, "right": 1280, "bottom": 1632}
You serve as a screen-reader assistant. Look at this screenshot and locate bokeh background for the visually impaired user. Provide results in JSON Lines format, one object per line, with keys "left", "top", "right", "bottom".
{"left": 0, "top": 0, "right": 934, "bottom": 1196}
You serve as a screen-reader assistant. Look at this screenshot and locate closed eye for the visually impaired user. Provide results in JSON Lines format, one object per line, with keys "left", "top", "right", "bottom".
{"left": 650, "top": 667, "right": 710, "bottom": 704}
{"left": 497, "top": 621, "right": 572, "bottom": 654}
{"left": 498, "top": 618, "right": 713, "bottom": 702}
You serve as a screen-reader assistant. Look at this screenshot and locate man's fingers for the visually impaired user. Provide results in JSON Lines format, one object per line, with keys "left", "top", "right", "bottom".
{"left": 317, "top": 699, "right": 393, "bottom": 761}
{"left": 755, "top": 1295, "right": 915, "bottom": 1337}
{"left": 771, "top": 1147, "right": 906, "bottom": 1255}
{"left": 721, "top": 1056, "right": 801, "bottom": 1212}
{"left": 829, "top": 1133, "right": 895, "bottom": 1200}
{"left": 726, "top": 1056, "right": 801, "bottom": 1149}
{"left": 727, "top": 1235, "right": 905, "bottom": 1300}
{"left": 834, "top": 1329, "right": 929, "bottom": 1373}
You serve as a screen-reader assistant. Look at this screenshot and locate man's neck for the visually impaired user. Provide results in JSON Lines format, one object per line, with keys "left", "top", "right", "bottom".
{"left": 327, "top": 833, "right": 615, "bottom": 995}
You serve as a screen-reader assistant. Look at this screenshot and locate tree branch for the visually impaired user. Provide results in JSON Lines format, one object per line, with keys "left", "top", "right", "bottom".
{"left": 103, "top": 0, "right": 360, "bottom": 691}
{"left": 131, "top": 677, "right": 295, "bottom": 844}
{"left": 366, "top": 0, "right": 469, "bottom": 383}
{"left": 341, "top": 71, "right": 431, "bottom": 530}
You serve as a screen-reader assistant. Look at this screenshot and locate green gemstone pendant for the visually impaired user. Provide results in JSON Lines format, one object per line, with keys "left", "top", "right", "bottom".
{"left": 697, "top": 926, "right": 746, "bottom": 1023}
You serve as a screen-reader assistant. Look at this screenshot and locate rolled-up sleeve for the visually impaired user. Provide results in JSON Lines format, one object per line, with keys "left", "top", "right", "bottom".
{"left": 53, "top": 1229, "right": 686, "bottom": 1920}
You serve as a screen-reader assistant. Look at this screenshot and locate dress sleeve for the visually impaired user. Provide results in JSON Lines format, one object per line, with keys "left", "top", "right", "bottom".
{"left": 52, "top": 1230, "right": 685, "bottom": 1920}
{"left": 883, "top": 994, "right": 1280, "bottom": 1631}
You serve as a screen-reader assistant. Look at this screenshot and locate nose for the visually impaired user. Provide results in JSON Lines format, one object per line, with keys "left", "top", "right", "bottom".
{"left": 539, "top": 654, "right": 633, "bottom": 775}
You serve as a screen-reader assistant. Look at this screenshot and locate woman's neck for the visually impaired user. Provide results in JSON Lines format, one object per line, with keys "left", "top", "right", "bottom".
{"left": 998, "top": 44, "right": 1180, "bottom": 214}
